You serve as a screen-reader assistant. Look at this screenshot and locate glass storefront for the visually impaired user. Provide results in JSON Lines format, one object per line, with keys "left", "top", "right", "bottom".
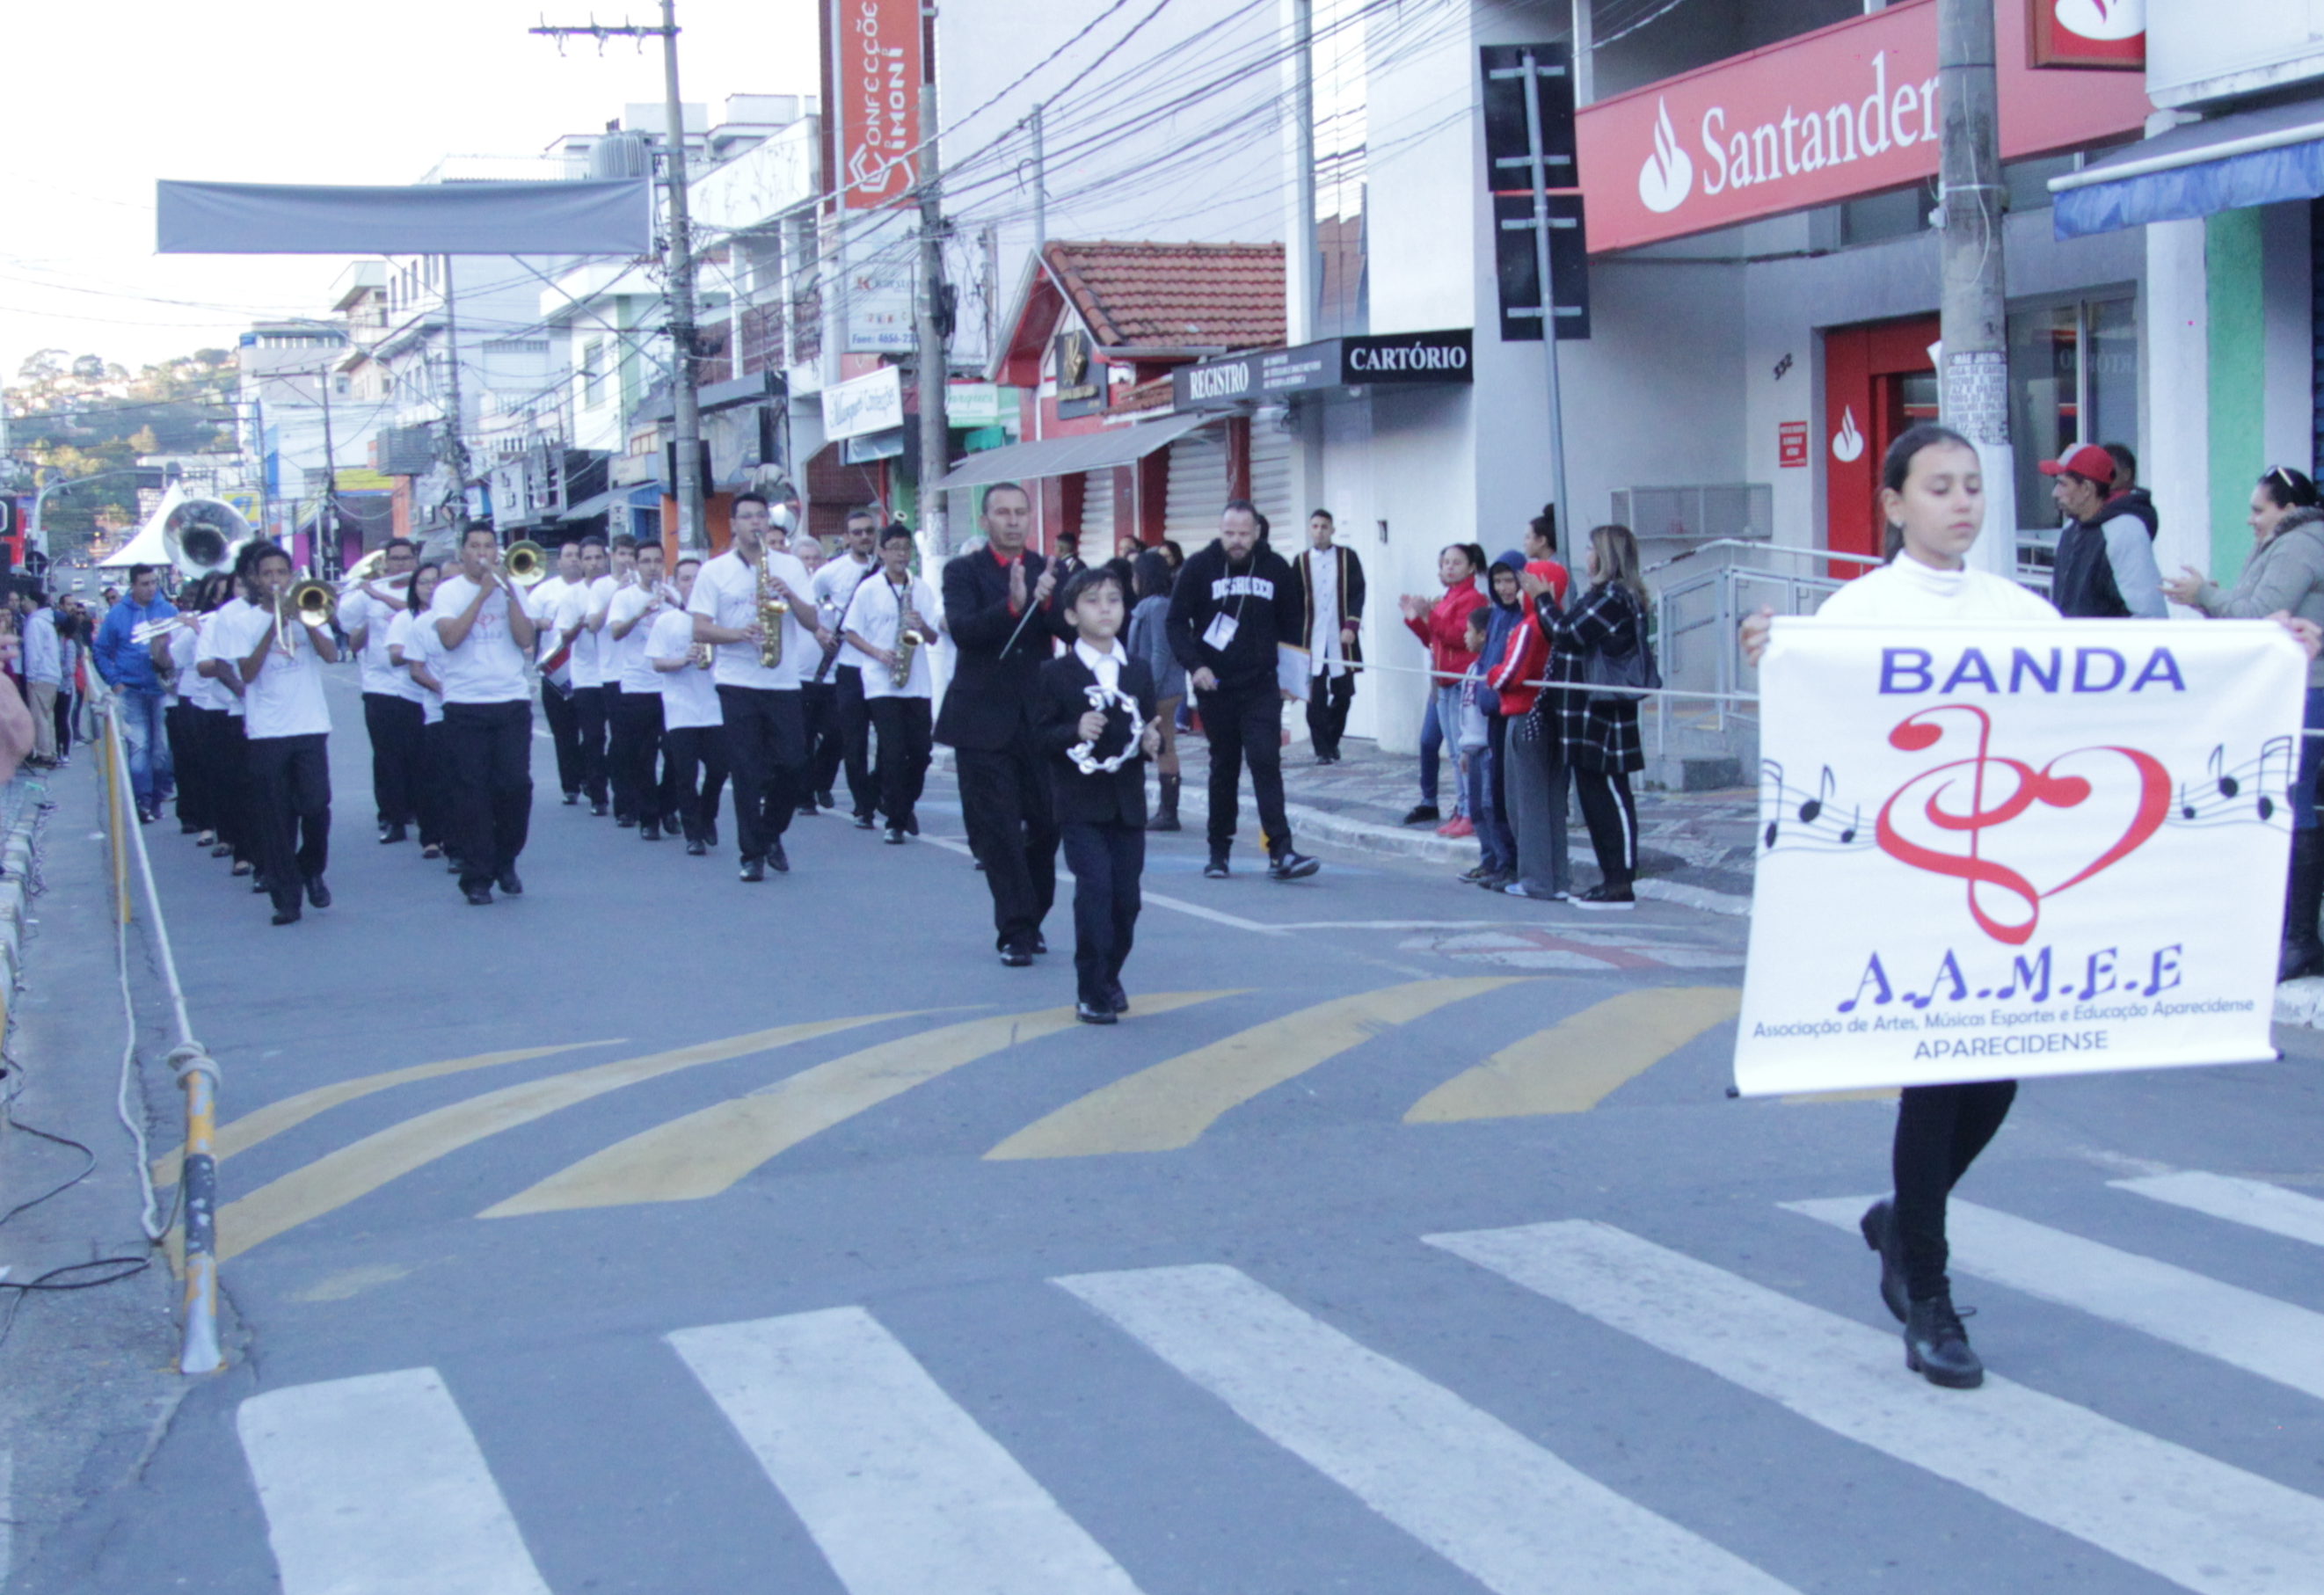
{"left": 2007, "top": 295, "right": 2138, "bottom": 533}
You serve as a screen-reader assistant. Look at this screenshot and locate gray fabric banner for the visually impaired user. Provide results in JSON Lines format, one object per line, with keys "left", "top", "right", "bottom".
{"left": 156, "top": 178, "right": 653, "bottom": 255}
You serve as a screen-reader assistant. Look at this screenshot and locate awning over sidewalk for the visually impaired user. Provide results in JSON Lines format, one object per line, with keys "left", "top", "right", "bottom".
{"left": 935, "top": 411, "right": 1213, "bottom": 491}
{"left": 2051, "top": 98, "right": 2324, "bottom": 239}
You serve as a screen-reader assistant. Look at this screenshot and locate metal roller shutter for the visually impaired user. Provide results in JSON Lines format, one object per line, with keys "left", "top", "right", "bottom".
{"left": 1076, "top": 470, "right": 1114, "bottom": 552}
{"left": 1165, "top": 426, "right": 1229, "bottom": 545}
{"left": 1249, "top": 424, "right": 1293, "bottom": 536}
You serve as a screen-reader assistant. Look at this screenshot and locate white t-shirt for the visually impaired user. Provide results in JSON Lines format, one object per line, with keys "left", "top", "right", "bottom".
{"left": 431, "top": 574, "right": 531, "bottom": 703}
{"left": 387, "top": 607, "right": 445, "bottom": 725}
{"left": 812, "top": 554, "right": 879, "bottom": 673}
{"left": 608, "top": 586, "right": 674, "bottom": 695}
{"left": 213, "top": 602, "right": 331, "bottom": 740}
{"left": 841, "top": 572, "right": 943, "bottom": 701}
{"left": 647, "top": 608, "right": 721, "bottom": 728}
{"left": 559, "top": 576, "right": 616, "bottom": 688}
{"left": 165, "top": 624, "right": 201, "bottom": 707}
{"left": 193, "top": 597, "right": 253, "bottom": 718}
{"left": 1807, "top": 555, "right": 2060, "bottom": 627}
{"left": 335, "top": 586, "right": 403, "bottom": 696}
{"left": 688, "top": 547, "right": 817, "bottom": 690}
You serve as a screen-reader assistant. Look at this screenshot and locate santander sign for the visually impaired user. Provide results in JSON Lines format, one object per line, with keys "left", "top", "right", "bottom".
{"left": 1577, "top": 0, "right": 2151, "bottom": 254}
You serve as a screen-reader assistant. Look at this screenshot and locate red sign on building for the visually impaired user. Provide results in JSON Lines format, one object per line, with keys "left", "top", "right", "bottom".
{"left": 1778, "top": 420, "right": 1810, "bottom": 469}
{"left": 836, "top": 0, "right": 922, "bottom": 209}
{"left": 2029, "top": 0, "right": 2146, "bottom": 70}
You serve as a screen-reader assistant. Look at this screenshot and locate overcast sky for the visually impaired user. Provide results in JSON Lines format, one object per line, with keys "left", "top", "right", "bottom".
{"left": 0, "top": 0, "right": 819, "bottom": 385}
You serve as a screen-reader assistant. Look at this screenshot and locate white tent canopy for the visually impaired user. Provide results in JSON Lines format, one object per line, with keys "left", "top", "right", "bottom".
{"left": 96, "top": 484, "right": 185, "bottom": 572}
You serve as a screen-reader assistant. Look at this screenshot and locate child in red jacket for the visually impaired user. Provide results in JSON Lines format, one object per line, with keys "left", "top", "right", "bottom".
{"left": 1397, "top": 543, "right": 1487, "bottom": 828}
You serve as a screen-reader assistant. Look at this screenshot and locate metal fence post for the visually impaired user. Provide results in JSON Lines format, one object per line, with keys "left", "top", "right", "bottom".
{"left": 171, "top": 1043, "right": 223, "bottom": 1374}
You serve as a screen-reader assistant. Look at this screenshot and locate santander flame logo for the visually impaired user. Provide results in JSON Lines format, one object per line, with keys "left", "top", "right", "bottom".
{"left": 2055, "top": 0, "right": 2144, "bottom": 40}
{"left": 1636, "top": 98, "right": 1694, "bottom": 215}
{"left": 1831, "top": 407, "right": 1865, "bottom": 463}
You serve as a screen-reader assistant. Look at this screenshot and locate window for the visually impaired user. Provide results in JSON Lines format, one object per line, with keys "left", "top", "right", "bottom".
{"left": 2007, "top": 295, "right": 2137, "bottom": 531}
{"left": 581, "top": 339, "right": 605, "bottom": 407}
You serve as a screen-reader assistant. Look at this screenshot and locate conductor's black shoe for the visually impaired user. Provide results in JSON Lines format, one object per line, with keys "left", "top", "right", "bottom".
{"left": 1075, "top": 1001, "right": 1118, "bottom": 1025}
{"left": 1861, "top": 1198, "right": 1909, "bottom": 1324}
{"left": 1000, "top": 944, "right": 1034, "bottom": 968}
{"left": 495, "top": 868, "right": 523, "bottom": 897}
{"left": 1904, "top": 1293, "right": 1984, "bottom": 1389}
{"left": 271, "top": 908, "right": 301, "bottom": 927}
{"left": 686, "top": 838, "right": 707, "bottom": 856}
{"left": 768, "top": 841, "right": 790, "bottom": 873}
{"left": 590, "top": 801, "right": 608, "bottom": 817}
{"left": 1204, "top": 853, "right": 1230, "bottom": 879}
{"left": 304, "top": 878, "right": 331, "bottom": 909}
{"left": 1269, "top": 851, "right": 1320, "bottom": 881}
{"left": 640, "top": 822, "right": 661, "bottom": 841}
{"left": 855, "top": 812, "right": 877, "bottom": 830}
{"left": 379, "top": 823, "right": 407, "bottom": 844}
{"left": 884, "top": 827, "right": 907, "bottom": 844}
{"left": 1402, "top": 803, "right": 1439, "bottom": 826}
{"left": 1106, "top": 980, "right": 1130, "bottom": 1015}
{"left": 463, "top": 885, "right": 494, "bottom": 906}
{"left": 563, "top": 790, "right": 580, "bottom": 805}
{"left": 739, "top": 857, "right": 765, "bottom": 883}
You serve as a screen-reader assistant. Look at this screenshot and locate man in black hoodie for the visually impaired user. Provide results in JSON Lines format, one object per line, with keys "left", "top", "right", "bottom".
{"left": 2102, "top": 442, "right": 2160, "bottom": 541}
{"left": 1167, "top": 499, "right": 1320, "bottom": 881}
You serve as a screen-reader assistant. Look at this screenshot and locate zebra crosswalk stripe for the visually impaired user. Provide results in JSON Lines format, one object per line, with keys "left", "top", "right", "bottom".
{"left": 1786, "top": 1196, "right": 2324, "bottom": 1402}
{"left": 1426, "top": 1219, "right": 2324, "bottom": 1595}
{"left": 1057, "top": 1263, "right": 1800, "bottom": 1595}
{"left": 2111, "top": 1170, "right": 2324, "bottom": 1250}
{"left": 668, "top": 1307, "right": 1146, "bottom": 1595}
{"left": 237, "top": 1367, "right": 550, "bottom": 1595}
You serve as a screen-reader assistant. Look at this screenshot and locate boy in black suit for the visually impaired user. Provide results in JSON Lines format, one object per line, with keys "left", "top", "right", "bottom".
{"left": 1039, "top": 565, "right": 1162, "bottom": 1025}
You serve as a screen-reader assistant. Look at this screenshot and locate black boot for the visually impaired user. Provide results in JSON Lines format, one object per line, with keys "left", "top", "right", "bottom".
{"left": 1904, "top": 1292, "right": 1983, "bottom": 1389}
{"left": 1148, "top": 773, "right": 1182, "bottom": 832}
{"left": 1859, "top": 1197, "right": 1908, "bottom": 1324}
{"left": 2280, "top": 827, "right": 2324, "bottom": 982}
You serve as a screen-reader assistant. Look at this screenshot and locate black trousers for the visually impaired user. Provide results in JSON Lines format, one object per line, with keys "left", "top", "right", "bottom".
{"left": 663, "top": 725, "right": 730, "bottom": 844}
{"left": 1573, "top": 766, "right": 1639, "bottom": 886}
{"left": 572, "top": 685, "right": 610, "bottom": 806}
{"left": 55, "top": 687, "right": 75, "bottom": 758}
{"left": 603, "top": 683, "right": 632, "bottom": 816}
{"left": 1893, "top": 1080, "right": 2018, "bottom": 1300}
{"left": 417, "top": 720, "right": 449, "bottom": 850}
{"left": 1304, "top": 668, "right": 1355, "bottom": 757}
{"left": 865, "top": 696, "right": 932, "bottom": 828}
{"left": 167, "top": 703, "right": 205, "bottom": 833}
{"left": 443, "top": 700, "right": 534, "bottom": 891}
{"left": 540, "top": 681, "right": 582, "bottom": 798}
{"left": 609, "top": 688, "right": 671, "bottom": 831}
{"left": 362, "top": 692, "right": 426, "bottom": 829}
{"left": 247, "top": 732, "right": 331, "bottom": 916}
{"left": 802, "top": 679, "right": 843, "bottom": 805}
{"left": 717, "top": 686, "right": 805, "bottom": 863}
{"left": 1196, "top": 682, "right": 1292, "bottom": 856}
{"left": 215, "top": 712, "right": 254, "bottom": 865}
{"left": 956, "top": 738, "right": 1058, "bottom": 949}
{"left": 1061, "top": 819, "right": 1143, "bottom": 1003}
{"left": 834, "top": 664, "right": 876, "bottom": 815}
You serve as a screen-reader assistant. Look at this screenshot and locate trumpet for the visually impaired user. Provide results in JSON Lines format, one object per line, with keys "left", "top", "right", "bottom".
{"left": 503, "top": 541, "right": 549, "bottom": 589}
{"left": 131, "top": 615, "right": 194, "bottom": 645}
{"left": 339, "top": 549, "right": 388, "bottom": 591}
{"left": 276, "top": 579, "right": 338, "bottom": 652}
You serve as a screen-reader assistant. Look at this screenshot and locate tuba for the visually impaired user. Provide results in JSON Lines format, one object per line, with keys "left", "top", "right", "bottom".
{"left": 755, "top": 554, "right": 788, "bottom": 668}
{"left": 163, "top": 497, "right": 251, "bottom": 581}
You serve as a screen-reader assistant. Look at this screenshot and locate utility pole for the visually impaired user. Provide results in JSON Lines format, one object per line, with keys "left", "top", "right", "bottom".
{"left": 532, "top": 4, "right": 707, "bottom": 556}
{"left": 440, "top": 256, "right": 471, "bottom": 536}
{"left": 1028, "top": 102, "right": 1047, "bottom": 259}
{"left": 317, "top": 361, "right": 340, "bottom": 574}
{"left": 916, "top": 55, "right": 951, "bottom": 557}
{"left": 1293, "top": 0, "right": 1317, "bottom": 337}
{"left": 1936, "top": 0, "right": 2014, "bottom": 580}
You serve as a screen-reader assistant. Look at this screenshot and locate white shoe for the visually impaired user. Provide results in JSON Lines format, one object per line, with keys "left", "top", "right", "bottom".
{"left": 1504, "top": 882, "right": 1569, "bottom": 901}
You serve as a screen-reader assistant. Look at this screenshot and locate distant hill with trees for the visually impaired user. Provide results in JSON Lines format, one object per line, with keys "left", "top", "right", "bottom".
{"left": 5, "top": 347, "right": 237, "bottom": 551}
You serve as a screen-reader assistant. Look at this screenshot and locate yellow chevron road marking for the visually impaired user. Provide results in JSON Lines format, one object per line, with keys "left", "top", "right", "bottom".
{"left": 214, "top": 1014, "right": 916, "bottom": 1261}
{"left": 987, "top": 979, "right": 1524, "bottom": 1160}
{"left": 151, "top": 1041, "right": 624, "bottom": 1188}
{"left": 480, "top": 993, "right": 1237, "bottom": 1215}
{"left": 1403, "top": 987, "right": 1739, "bottom": 1122}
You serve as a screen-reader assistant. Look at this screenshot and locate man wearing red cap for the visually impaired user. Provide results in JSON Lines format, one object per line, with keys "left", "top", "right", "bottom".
{"left": 2041, "top": 442, "right": 2165, "bottom": 619}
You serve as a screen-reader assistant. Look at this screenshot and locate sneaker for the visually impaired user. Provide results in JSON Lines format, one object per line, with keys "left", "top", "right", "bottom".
{"left": 768, "top": 840, "right": 790, "bottom": 873}
{"left": 271, "top": 908, "right": 301, "bottom": 927}
{"left": 1075, "top": 1000, "right": 1118, "bottom": 1025}
{"left": 1268, "top": 851, "right": 1320, "bottom": 881}
{"left": 1570, "top": 882, "right": 1636, "bottom": 911}
{"left": 796, "top": 802, "right": 820, "bottom": 818}
{"left": 1204, "top": 854, "right": 1231, "bottom": 879}
{"left": 1475, "top": 870, "right": 1517, "bottom": 892}
{"left": 739, "top": 857, "right": 765, "bottom": 883}
{"left": 463, "top": 885, "right": 494, "bottom": 906}
{"left": 1031, "top": 932, "right": 1048, "bottom": 956}
{"left": 1000, "top": 944, "right": 1034, "bottom": 968}
{"left": 1402, "top": 804, "right": 1440, "bottom": 827}
{"left": 495, "top": 867, "right": 524, "bottom": 897}
{"left": 854, "top": 812, "right": 877, "bottom": 831}
{"left": 686, "top": 838, "right": 708, "bottom": 856}
{"left": 590, "top": 801, "right": 608, "bottom": 818}
{"left": 817, "top": 790, "right": 837, "bottom": 810}
{"left": 378, "top": 823, "right": 407, "bottom": 844}
{"left": 1436, "top": 816, "right": 1475, "bottom": 838}
{"left": 884, "top": 827, "right": 907, "bottom": 844}
{"left": 1457, "top": 864, "right": 1490, "bottom": 883}
{"left": 1106, "top": 980, "right": 1130, "bottom": 1015}
{"left": 1504, "top": 881, "right": 1569, "bottom": 901}
{"left": 563, "top": 791, "right": 581, "bottom": 805}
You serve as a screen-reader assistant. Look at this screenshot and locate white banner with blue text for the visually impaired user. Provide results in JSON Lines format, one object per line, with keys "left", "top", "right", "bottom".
{"left": 1735, "top": 619, "right": 2306, "bottom": 1096}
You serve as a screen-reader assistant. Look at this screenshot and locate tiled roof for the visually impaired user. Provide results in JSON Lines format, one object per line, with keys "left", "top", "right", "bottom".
{"left": 1044, "top": 241, "right": 1284, "bottom": 353}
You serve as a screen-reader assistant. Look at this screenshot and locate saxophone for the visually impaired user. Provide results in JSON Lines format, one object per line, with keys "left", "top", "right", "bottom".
{"left": 892, "top": 610, "right": 928, "bottom": 689}
{"left": 755, "top": 552, "right": 788, "bottom": 668}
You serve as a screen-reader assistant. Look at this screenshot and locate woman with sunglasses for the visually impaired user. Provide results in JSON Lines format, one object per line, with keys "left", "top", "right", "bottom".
{"left": 2164, "top": 465, "right": 2324, "bottom": 979}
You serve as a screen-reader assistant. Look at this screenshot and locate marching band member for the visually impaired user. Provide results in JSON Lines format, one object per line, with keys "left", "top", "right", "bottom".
{"left": 193, "top": 561, "right": 259, "bottom": 878}
{"left": 527, "top": 541, "right": 586, "bottom": 805}
{"left": 602, "top": 535, "right": 639, "bottom": 820}
{"left": 335, "top": 536, "right": 421, "bottom": 844}
{"left": 561, "top": 535, "right": 614, "bottom": 817}
{"left": 793, "top": 531, "right": 841, "bottom": 817}
{"left": 387, "top": 561, "right": 449, "bottom": 862}
{"left": 434, "top": 523, "right": 538, "bottom": 906}
{"left": 688, "top": 491, "right": 820, "bottom": 880}
{"left": 650, "top": 555, "right": 726, "bottom": 856}
{"left": 606, "top": 540, "right": 677, "bottom": 841}
{"left": 228, "top": 543, "right": 338, "bottom": 926}
{"left": 165, "top": 574, "right": 231, "bottom": 850}
{"left": 812, "top": 506, "right": 884, "bottom": 825}
{"left": 841, "top": 521, "right": 944, "bottom": 843}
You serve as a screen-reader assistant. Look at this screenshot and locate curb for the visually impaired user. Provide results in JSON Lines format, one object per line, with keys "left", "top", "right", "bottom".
{"left": 0, "top": 784, "right": 47, "bottom": 1035}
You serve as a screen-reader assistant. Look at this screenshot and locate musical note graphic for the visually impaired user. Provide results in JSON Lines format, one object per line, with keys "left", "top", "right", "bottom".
{"left": 2166, "top": 736, "right": 2295, "bottom": 829}
{"left": 1760, "top": 760, "right": 1872, "bottom": 854}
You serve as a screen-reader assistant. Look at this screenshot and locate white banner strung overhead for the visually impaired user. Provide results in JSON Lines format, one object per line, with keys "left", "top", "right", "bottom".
{"left": 1735, "top": 619, "right": 2306, "bottom": 1097}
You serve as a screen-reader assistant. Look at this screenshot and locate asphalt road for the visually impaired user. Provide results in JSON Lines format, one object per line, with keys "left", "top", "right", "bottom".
{"left": 12, "top": 665, "right": 2324, "bottom": 1595}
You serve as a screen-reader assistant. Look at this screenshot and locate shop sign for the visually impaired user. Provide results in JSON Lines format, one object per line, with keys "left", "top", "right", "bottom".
{"left": 946, "top": 382, "right": 1011, "bottom": 429}
{"left": 1173, "top": 329, "right": 1473, "bottom": 411}
{"left": 844, "top": 250, "right": 915, "bottom": 353}
{"left": 1343, "top": 328, "right": 1475, "bottom": 380}
{"left": 835, "top": 0, "right": 921, "bottom": 209}
{"left": 823, "top": 366, "right": 904, "bottom": 441}
{"left": 2030, "top": 0, "right": 2144, "bottom": 70}
{"left": 1577, "top": 0, "right": 2152, "bottom": 253}
{"left": 1779, "top": 420, "right": 1810, "bottom": 469}
{"left": 1053, "top": 329, "right": 1104, "bottom": 419}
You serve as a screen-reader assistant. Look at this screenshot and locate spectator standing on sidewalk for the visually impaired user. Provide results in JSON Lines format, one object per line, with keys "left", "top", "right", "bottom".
{"left": 2164, "top": 465, "right": 2324, "bottom": 980}
{"left": 1298, "top": 510, "right": 1365, "bottom": 763}
{"left": 19, "top": 588, "right": 61, "bottom": 769}
{"left": 2101, "top": 443, "right": 2159, "bottom": 542}
{"left": 1166, "top": 499, "right": 1319, "bottom": 881}
{"left": 2043, "top": 442, "right": 2165, "bottom": 619}
{"left": 1463, "top": 551, "right": 1529, "bottom": 888}
{"left": 1539, "top": 524, "right": 1651, "bottom": 909}
{"left": 1501, "top": 511, "right": 1574, "bottom": 900}
{"left": 94, "top": 564, "right": 178, "bottom": 821}
{"left": 1398, "top": 543, "right": 1487, "bottom": 830}
{"left": 1126, "top": 550, "right": 1185, "bottom": 831}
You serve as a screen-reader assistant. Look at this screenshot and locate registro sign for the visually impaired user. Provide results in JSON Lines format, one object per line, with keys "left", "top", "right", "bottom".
{"left": 1172, "top": 329, "right": 1473, "bottom": 411}
{"left": 836, "top": 0, "right": 922, "bottom": 209}
{"left": 1735, "top": 620, "right": 2304, "bottom": 1097}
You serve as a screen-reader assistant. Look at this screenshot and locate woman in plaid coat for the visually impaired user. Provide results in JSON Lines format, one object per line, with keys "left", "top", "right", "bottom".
{"left": 1526, "top": 523, "right": 1648, "bottom": 908}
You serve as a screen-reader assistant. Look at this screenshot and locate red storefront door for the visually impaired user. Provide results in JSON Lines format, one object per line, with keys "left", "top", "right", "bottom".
{"left": 1824, "top": 314, "right": 1941, "bottom": 568}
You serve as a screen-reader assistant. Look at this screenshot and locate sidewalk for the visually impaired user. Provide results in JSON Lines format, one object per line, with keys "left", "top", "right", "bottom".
{"left": 1170, "top": 733, "right": 1758, "bottom": 913}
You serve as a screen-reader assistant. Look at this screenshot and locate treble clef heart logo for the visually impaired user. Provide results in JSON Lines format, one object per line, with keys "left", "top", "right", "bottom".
{"left": 1873, "top": 703, "right": 2170, "bottom": 945}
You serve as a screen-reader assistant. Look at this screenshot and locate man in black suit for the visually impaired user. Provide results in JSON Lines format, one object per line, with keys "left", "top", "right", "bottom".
{"left": 936, "top": 481, "right": 1072, "bottom": 965}
{"left": 1038, "top": 564, "right": 1160, "bottom": 1023}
